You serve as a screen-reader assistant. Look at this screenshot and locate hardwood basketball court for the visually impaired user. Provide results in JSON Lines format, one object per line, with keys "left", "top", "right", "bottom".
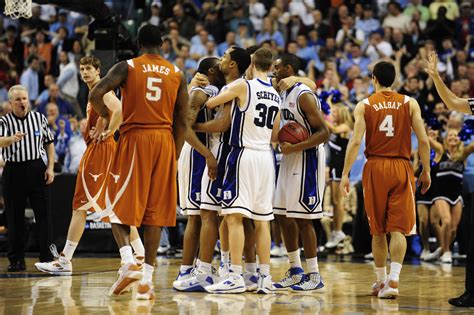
{"left": 0, "top": 256, "right": 470, "bottom": 314}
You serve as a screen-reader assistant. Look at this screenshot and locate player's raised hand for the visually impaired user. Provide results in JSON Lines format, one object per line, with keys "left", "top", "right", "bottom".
{"left": 206, "top": 154, "right": 218, "bottom": 180}
{"left": 424, "top": 51, "right": 439, "bottom": 78}
{"left": 339, "top": 175, "right": 350, "bottom": 197}
{"left": 418, "top": 169, "right": 431, "bottom": 195}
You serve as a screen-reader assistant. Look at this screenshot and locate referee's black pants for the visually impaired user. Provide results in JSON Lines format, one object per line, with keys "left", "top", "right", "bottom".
{"left": 3, "top": 159, "right": 52, "bottom": 263}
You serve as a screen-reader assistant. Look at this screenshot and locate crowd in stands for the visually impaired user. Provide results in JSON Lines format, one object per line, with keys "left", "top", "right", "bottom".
{"left": 0, "top": 0, "right": 473, "bottom": 258}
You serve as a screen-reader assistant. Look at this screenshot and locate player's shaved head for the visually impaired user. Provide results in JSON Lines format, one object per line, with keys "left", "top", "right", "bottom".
{"left": 197, "top": 57, "right": 219, "bottom": 75}
{"left": 279, "top": 53, "right": 301, "bottom": 75}
{"left": 137, "top": 24, "right": 163, "bottom": 49}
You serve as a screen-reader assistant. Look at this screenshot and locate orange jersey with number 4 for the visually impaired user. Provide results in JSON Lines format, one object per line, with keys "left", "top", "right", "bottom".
{"left": 120, "top": 54, "right": 182, "bottom": 134}
{"left": 363, "top": 91, "right": 412, "bottom": 160}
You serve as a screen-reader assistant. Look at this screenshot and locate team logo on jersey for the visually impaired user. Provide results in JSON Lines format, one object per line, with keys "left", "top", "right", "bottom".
{"left": 195, "top": 192, "right": 201, "bottom": 201}
{"left": 216, "top": 188, "right": 222, "bottom": 198}
{"left": 109, "top": 172, "right": 120, "bottom": 183}
{"left": 89, "top": 173, "right": 103, "bottom": 182}
{"left": 308, "top": 196, "right": 317, "bottom": 206}
{"left": 223, "top": 190, "right": 232, "bottom": 200}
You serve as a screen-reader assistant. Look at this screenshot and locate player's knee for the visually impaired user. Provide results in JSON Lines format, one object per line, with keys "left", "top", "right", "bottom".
{"left": 226, "top": 214, "right": 242, "bottom": 227}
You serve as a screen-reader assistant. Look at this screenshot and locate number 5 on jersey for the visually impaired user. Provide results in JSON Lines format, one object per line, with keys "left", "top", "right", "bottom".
{"left": 379, "top": 114, "right": 394, "bottom": 137}
{"left": 146, "top": 77, "right": 162, "bottom": 101}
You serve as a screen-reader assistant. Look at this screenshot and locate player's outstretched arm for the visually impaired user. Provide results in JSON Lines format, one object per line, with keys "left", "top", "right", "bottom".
{"left": 425, "top": 51, "right": 471, "bottom": 114}
{"left": 89, "top": 61, "right": 128, "bottom": 118}
{"left": 194, "top": 103, "right": 232, "bottom": 133}
{"left": 205, "top": 81, "right": 246, "bottom": 109}
{"left": 410, "top": 98, "right": 431, "bottom": 194}
{"left": 186, "top": 89, "right": 217, "bottom": 179}
{"left": 280, "top": 93, "right": 329, "bottom": 154}
{"left": 340, "top": 101, "right": 366, "bottom": 196}
{"left": 173, "top": 72, "right": 190, "bottom": 158}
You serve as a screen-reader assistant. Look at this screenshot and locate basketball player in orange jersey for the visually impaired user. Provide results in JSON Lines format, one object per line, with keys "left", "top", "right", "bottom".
{"left": 340, "top": 61, "right": 431, "bottom": 299}
{"left": 35, "top": 56, "right": 144, "bottom": 276}
{"left": 89, "top": 24, "right": 189, "bottom": 299}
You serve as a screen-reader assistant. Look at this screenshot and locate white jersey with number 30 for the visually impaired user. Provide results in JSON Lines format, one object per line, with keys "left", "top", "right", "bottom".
{"left": 229, "top": 78, "right": 280, "bottom": 150}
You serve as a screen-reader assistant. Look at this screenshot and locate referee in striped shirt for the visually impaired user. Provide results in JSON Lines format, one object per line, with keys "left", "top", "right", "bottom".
{"left": 0, "top": 85, "right": 55, "bottom": 272}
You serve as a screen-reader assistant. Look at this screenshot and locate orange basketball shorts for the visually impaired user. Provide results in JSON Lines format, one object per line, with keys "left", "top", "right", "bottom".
{"left": 107, "top": 129, "right": 177, "bottom": 227}
{"left": 72, "top": 138, "right": 116, "bottom": 219}
{"left": 362, "top": 157, "right": 416, "bottom": 236}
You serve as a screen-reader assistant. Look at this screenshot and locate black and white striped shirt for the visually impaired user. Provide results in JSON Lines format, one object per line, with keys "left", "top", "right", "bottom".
{"left": 0, "top": 111, "right": 55, "bottom": 162}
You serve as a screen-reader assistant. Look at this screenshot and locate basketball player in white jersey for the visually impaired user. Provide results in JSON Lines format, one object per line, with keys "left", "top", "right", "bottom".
{"left": 272, "top": 53, "right": 329, "bottom": 290}
{"left": 173, "top": 57, "right": 225, "bottom": 289}
{"left": 204, "top": 47, "right": 280, "bottom": 294}
{"left": 174, "top": 47, "right": 252, "bottom": 291}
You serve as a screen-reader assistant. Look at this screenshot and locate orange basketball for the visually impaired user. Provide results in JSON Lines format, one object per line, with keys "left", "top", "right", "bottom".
{"left": 278, "top": 121, "right": 309, "bottom": 144}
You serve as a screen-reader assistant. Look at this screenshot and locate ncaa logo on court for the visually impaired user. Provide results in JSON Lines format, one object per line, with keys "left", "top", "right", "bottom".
{"left": 223, "top": 191, "right": 232, "bottom": 200}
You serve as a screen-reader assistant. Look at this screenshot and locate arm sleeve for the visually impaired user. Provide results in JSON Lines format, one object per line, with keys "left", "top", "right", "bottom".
{"left": 41, "top": 114, "right": 55, "bottom": 145}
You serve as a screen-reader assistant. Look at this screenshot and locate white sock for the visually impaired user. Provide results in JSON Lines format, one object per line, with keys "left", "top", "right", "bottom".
{"left": 287, "top": 250, "right": 302, "bottom": 269}
{"left": 62, "top": 240, "right": 78, "bottom": 261}
{"left": 130, "top": 238, "right": 145, "bottom": 257}
{"left": 245, "top": 263, "right": 257, "bottom": 274}
{"left": 230, "top": 264, "right": 243, "bottom": 274}
{"left": 141, "top": 263, "right": 154, "bottom": 284}
{"left": 221, "top": 251, "right": 230, "bottom": 264}
{"left": 195, "top": 259, "right": 201, "bottom": 268}
{"left": 119, "top": 246, "right": 134, "bottom": 265}
{"left": 306, "top": 257, "right": 319, "bottom": 273}
{"left": 389, "top": 262, "right": 402, "bottom": 282}
{"left": 199, "top": 261, "right": 212, "bottom": 274}
{"left": 180, "top": 265, "right": 193, "bottom": 273}
{"left": 375, "top": 266, "right": 387, "bottom": 282}
{"left": 259, "top": 264, "right": 270, "bottom": 276}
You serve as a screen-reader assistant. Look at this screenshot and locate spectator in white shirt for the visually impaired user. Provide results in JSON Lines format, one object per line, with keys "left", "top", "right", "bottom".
{"left": 249, "top": 0, "right": 266, "bottom": 32}
{"left": 365, "top": 30, "right": 394, "bottom": 62}
{"left": 336, "top": 16, "right": 365, "bottom": 48}
{"left": 382, "top": 1, "right": 411, "bottom": 33}
{"left": 57, "top": 51, "right": 79, "bottom": 99}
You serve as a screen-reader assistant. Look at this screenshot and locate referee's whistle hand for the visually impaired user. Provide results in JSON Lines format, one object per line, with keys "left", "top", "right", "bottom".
{"left": 12, "top": 132, "right": 26, "bottom": 142}
{"left": 45, "top": 168, "right": 54, "bottom": 185}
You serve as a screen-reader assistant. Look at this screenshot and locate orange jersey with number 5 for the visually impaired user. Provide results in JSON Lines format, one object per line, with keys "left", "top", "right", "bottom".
{"left": 363, "top": 91, "right": 412, "bottom": 160}
{"left": 120, "top": 54, "right": 182, "bottom": 134}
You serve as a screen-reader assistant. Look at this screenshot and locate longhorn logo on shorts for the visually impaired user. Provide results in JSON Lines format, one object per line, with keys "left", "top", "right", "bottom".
{"left": 100, "top": 146, "right": 137, "bottom": 223}
{"left": 89, "top": 173, "right": 103, "bottom": 182}
{"left": 109, "top": 172, "right": 120, "bottom": 184}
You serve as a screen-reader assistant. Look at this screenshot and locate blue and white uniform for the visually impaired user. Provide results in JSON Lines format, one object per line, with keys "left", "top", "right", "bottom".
{"left": 273, "top": 83, "right": 326, "bottom": 219}
{"left": 221, "top": 78, "right": 280, "bottom": 221}
{"left": 199, "top": 80, "right": 242, "bottom": 212}
{"left": 178, "top": 85, "right": 218, "bottom": 215}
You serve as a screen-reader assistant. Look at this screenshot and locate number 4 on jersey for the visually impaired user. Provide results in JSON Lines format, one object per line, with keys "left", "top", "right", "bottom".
{"left": 379, "top": 114, "right": 394, "bottom": 137}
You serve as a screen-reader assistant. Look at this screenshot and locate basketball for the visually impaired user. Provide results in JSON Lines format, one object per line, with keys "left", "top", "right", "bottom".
{"left": 278, "top": 121, "right": 309, "bottom": 144}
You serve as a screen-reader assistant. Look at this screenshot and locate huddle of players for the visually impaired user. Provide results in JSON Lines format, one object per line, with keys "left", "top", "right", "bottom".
{"left": 172, "top": 45, "right": 330, "bottom": 294}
